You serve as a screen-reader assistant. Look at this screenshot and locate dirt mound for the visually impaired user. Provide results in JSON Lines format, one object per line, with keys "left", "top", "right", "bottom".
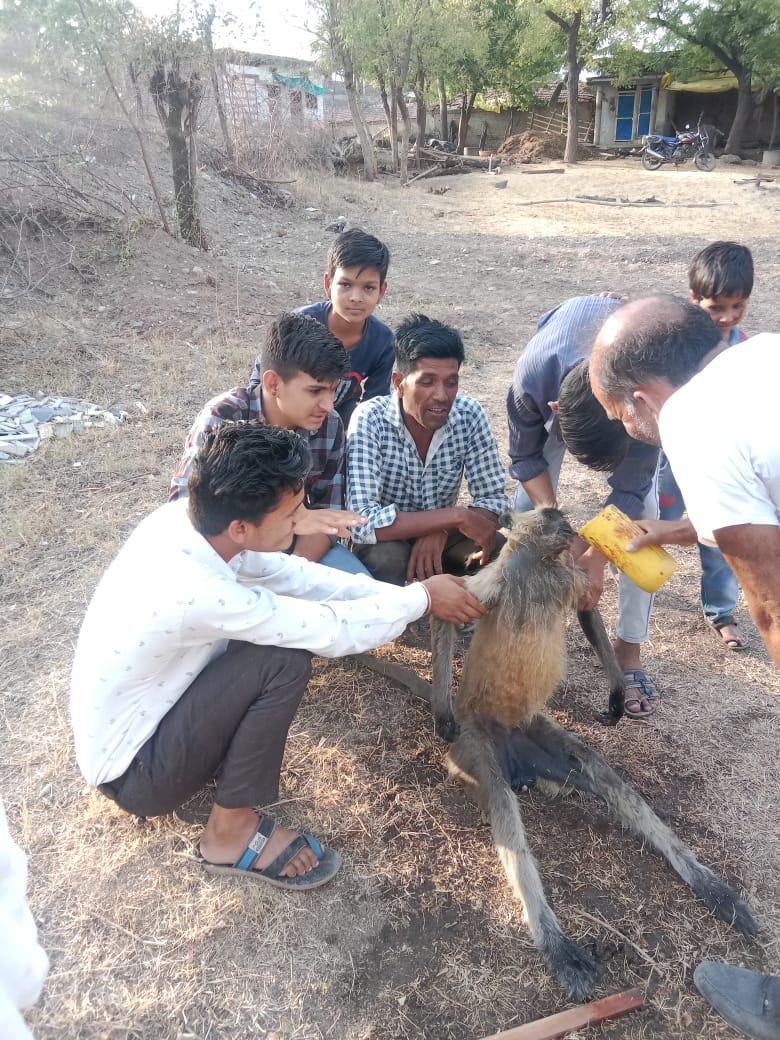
{"left": 496, "top": 131, "right": 568, "bottom": 164}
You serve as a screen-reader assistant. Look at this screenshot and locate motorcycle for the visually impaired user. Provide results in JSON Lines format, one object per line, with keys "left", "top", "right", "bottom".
{"left": 640, "top": 117, "right": 716, "bottom": 172}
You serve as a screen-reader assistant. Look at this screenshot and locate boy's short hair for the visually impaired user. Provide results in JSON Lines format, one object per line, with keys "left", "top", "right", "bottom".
{"left": 188, "top": 422, "right": 311, "bottom": 536}
{"left": 688, "top": 241, "right": 754, "bottom": 299}
{"left": 557, "top": 360, "right": 629, "bottom": 472}
{"left": 259, "top": 313, "right": 350, "bottom": 383}
{"left": 327, "top": 228, "right": 390, "bottom": 283}
{"left": 394, "top": 314, "right": 465, "bottom": 376}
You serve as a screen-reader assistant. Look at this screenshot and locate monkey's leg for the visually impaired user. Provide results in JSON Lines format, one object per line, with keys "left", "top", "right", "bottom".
{"left": 526, "top": 713, "right": 757, "bottom": 938}
{"left": 447, "top": 719, "right": 598, "bottom": 1000}
{"left": 430, "top": 616, "right": 458, "bottom": 742}
{"left": 577, "top": 608, "right": 625, "bottom": 724}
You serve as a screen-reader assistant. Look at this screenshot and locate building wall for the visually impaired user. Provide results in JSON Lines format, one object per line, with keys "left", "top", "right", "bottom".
{"left": 221, "top": 63, "right": 325, "bottom": 125}
{"left": 451, "top": 104, "right": 596, "bottom": 151}
{"left": 592, "top": 80, "right": 670, "bottom": 148}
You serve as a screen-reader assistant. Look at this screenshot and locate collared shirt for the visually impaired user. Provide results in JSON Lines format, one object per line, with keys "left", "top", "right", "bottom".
{"left": 71, "top": 498, "right": 428, "bottom": 786}
{"left": 507, "top": 295, "right": 658, "bottom": 519}
{"left": 346, "top": 392, "right": 508, "bottom": 544}
{"left": 248, "top": 302, "right": 395, "bottom": 428}
{"left": 169, "top": 385, "right": 345, "bottom": 510}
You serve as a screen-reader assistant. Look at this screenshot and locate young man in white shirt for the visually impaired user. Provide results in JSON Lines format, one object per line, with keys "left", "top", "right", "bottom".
{"left": 71, "top": 423, "right": 486, "bottom": 890}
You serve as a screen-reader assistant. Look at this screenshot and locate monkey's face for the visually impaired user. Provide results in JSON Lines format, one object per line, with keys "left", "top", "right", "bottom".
{"left": 505, "top": 508, "right": 577, "bottom": 563}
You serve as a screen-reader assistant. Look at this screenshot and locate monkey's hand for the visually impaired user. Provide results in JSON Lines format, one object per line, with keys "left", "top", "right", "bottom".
{"left": 576, "top": 546, "right": 607, "bottom": 610}
{"left": 625, "top": 517, "right": 697, "bottom": 549}
{"left": 457, "top": 507, "right": 500, "bottom": 564}
{"left": 292, "top": 507, "right": 367, "bottom": 538}
{"left": 406, "top": 531, "right": 448, "bottom": 582}
{"left": 422, "top": 575, "right": 488, "bottom": 625}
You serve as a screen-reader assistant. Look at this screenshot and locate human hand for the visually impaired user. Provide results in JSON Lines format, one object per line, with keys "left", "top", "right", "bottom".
{"left": 457, "top": 507, "right": 500, "bottom": 565}
{"left": 406, "top": 530, "right": 448, "bottom": 582}
{"left": 576, "top": 546, "right": 606, "bottom": 610}
{"left": 292, "top": 508, "right": 367, "bottom": 538}
{"left": 625, "top": 517, "right": 697, "bottom": 550}
{"left": 422, "top": 574, "right": 489, "bottom": 624}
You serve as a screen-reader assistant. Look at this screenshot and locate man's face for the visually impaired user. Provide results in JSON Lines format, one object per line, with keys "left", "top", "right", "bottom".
{"left": 394, "top": 357, "right": 460, "bottom": 432}
{"left": 325, "top": 265, "right": 387, "bottom": 324}
{"left": 691, "top": 292, "right": 748, "bottom": 338}
{"left": 274, "top": 372, "right": 339, "bottom": 430}
{"left": 591, "top": 382, "right": 662, "bottom": 446}
{"left": 240, "top": 488, "right": 306, "bottom": 554}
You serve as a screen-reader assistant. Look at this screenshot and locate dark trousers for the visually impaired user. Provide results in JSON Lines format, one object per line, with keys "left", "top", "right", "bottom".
{"left": 99, "top": 641, "right": 312, "bottom": 818}
{"left": 354, "top": 531, "right": 505, "bottom": 586}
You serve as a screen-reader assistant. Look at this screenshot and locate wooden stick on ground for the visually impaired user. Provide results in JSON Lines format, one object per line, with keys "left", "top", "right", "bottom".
{"left": 479, "top": 988, "right": 645, "bottom": 1040}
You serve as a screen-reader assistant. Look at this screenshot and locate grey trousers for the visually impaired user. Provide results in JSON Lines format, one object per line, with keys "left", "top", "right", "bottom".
{"left": 99, "top": 641, "right": 312, "bottom": 818}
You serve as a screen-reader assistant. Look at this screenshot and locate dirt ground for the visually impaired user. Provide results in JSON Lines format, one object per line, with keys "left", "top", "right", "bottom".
{"left": 2, "top": 110, "right": 780, "bottom": 1040}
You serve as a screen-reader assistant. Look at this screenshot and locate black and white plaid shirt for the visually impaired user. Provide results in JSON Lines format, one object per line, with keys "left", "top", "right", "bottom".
{"left": 169, "top": 385, "right": 345, "bottom": 510}
{"left": 346, "top": 393, "right": 507, "bottom": 544}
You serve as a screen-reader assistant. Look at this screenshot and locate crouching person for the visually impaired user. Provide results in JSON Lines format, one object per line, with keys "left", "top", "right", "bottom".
{"left": 70, "top": 423, "right": 485, "bottom": 889}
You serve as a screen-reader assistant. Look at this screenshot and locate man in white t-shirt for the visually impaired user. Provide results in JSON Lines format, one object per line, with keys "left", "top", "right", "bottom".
{"left": 589, "top": 295, "right": 780, "bottom": 668}
{"left": 71, "top": 422, "right": 486, "bottom": 892}
{"left": 589, "top": 295, "right": 780, "bottom": 1040}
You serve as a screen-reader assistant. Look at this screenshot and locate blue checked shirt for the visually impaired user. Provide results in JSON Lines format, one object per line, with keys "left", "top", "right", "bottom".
{"left": 169, "top": 385, "right": 345, "bottom": 510}
{"left": 346, "top": 393, "right": 508, "bottom": 545}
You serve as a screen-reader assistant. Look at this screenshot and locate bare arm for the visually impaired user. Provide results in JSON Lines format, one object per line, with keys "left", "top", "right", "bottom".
{"left": 715, "top": 524, "right": 780, "bottom": 668}
{"left": 520, "top": 471, "right": 557, "bottom": 509}
{"left": 374, "top": 506, "right": 465, "bottom": 541}
{"left": 625, "top": 517, "right": 698, "bottom": 550}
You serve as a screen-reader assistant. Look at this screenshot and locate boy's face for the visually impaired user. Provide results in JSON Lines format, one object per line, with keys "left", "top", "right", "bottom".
{"left": 393, "top": 357, "right": 460, "bottom": 433}
{"left": 324, "top": 264, "right": 387, "bottom": 324}
{"left": 690, "top": 291, "right": 748, "bottom": 338}
{"left": 235, "top": 488, "right": 306, "bottom": 554}
{"left": 264, "top": 370, "right": 339, "bottom": 430}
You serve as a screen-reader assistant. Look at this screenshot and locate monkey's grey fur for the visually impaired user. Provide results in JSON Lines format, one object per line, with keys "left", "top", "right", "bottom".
{"left": 352, "top": 507, "right": 756, "bottom": 999}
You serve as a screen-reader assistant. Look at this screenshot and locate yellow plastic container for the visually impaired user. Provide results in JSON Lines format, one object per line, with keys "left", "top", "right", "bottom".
{"left": 579, "top": 505, "right": 677, "bottom": 593}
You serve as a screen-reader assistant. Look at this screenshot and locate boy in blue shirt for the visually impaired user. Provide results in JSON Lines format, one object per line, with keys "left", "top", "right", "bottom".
{"left": 659, "top": 242, "right": 754, "bottom": 650}
{"left": 249, "top": 229, "right": 393, "bottom": 426}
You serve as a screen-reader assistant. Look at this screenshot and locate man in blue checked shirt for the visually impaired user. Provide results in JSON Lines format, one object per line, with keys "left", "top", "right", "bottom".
{"left": 346, "top": 314, "right": 508, "bottom": 585}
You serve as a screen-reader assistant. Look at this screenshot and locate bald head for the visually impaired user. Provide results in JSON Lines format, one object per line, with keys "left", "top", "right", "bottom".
{"left": 590, "top": 294, "right": 723, "bottom": 402}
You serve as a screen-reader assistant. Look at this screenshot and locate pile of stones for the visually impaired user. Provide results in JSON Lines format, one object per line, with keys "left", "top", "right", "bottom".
{"left": 0, "top": 392, "right": 126, "bottom": 462}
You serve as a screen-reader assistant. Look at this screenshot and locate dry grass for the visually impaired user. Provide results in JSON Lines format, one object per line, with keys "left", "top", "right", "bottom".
{"left": 2, "top": 106, "right": 780, "bottom": 1039}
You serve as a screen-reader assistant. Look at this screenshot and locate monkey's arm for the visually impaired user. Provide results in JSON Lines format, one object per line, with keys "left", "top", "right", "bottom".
{"left": 577, "top": 608, "right": 625, "bottom": 723}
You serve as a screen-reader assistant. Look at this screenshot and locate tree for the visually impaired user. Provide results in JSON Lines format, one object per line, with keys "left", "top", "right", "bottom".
{"left": 514, "top": 0, "right": 614, "bottom": 164}
{"left": 633, "top": 0, "right": 780, "bottom": 153}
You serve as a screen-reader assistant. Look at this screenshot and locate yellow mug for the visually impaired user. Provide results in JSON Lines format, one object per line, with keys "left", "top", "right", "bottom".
{"left": 579, "top": 505, "right": 677, "bottom": 593}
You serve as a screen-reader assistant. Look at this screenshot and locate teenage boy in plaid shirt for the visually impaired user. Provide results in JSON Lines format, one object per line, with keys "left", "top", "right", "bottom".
{"left": 346, "top": 314, "right": 507, "bottom": 585}
{"left": 170, "top": 312, "right": 368, "bottom": 574}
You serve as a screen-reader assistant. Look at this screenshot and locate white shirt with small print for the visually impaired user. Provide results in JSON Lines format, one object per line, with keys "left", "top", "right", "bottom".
{"left": 71, "top": 498, "right": 428, "bottom": 787}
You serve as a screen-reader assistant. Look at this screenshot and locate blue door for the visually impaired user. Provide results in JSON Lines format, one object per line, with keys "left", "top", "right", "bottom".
{"left": 637, "top": 88, "right": 652, "bottom": 136}
{"left": 615, "top": 93, "right": 635, "bottom": 141}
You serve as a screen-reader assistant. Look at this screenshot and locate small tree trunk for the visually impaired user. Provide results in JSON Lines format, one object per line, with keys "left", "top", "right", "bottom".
{"left": 438, "top": 77, "right": 448, "bottom": 140}
{"left": 342, "top": 56, "right": 377, "bottom": 180}
{"left": 390, "top": 87, "right": 399, "bottom": 171}
{"left": 204, "top": 8, "right": 234, "bottom": 163}
{"left": 456, "top": 93, "right": 475, "bottom": 153}
{"left": 414, "top": 66, "right": 426, "bottom": 169}
{"left": 725, "top": 70, "right": 754, "bottom": 153}
{"left": 377, "top": 68, "right": 393, "bottom": 157}
{"left": 395, "top": 85, "right": 412, "bottom": 185}
{"left": 770, "top": 93, "right": 778, "bottom": 150}
{"left": 564, "top": 15, "right": 581, "bottom": 164}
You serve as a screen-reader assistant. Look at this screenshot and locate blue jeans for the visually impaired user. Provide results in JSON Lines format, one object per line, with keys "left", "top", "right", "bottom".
{"left": 658, "top": 453, "right": 738, "bottom": 627}
{"left": 319, "top": 541, "right": 373, "bottom": 576}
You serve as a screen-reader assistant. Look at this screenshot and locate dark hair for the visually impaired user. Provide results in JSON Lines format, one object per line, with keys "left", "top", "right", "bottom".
{"left": 327, "top": 228, "right": 390, "bottom": 282}
{"left": 188, "top": 422, "right": 311, "bottom": 537}
{"left": 557, "top": 360, "right": 629, "bottom": 472}
{"left": 259, "top": 313, "right": 350, "bottom": 382}
{"left": 593, "top": 295, "right": 723, "bottom": 402}
{"left": 689, "top": 241, "right": 753, "bottom": 300}
{"left": 394, "top": 313, "right": 465, "bottom": 375}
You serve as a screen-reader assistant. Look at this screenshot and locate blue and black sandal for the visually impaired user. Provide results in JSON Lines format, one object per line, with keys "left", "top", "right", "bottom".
{"left": 199, "top": 814, "right": 342, "bottom": 890}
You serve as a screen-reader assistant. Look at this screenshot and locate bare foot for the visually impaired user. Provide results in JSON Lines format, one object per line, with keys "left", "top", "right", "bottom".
{"left": 200, "top": 808, "right": 320, "bottom": 878}
{"left": 715, "top": 623, "right": 746, "bottom": 650}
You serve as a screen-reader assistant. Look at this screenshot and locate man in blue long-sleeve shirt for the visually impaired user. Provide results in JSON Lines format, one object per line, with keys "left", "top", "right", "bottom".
{"left": 507, "top": 295, "right": 661, "bottom": 718}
